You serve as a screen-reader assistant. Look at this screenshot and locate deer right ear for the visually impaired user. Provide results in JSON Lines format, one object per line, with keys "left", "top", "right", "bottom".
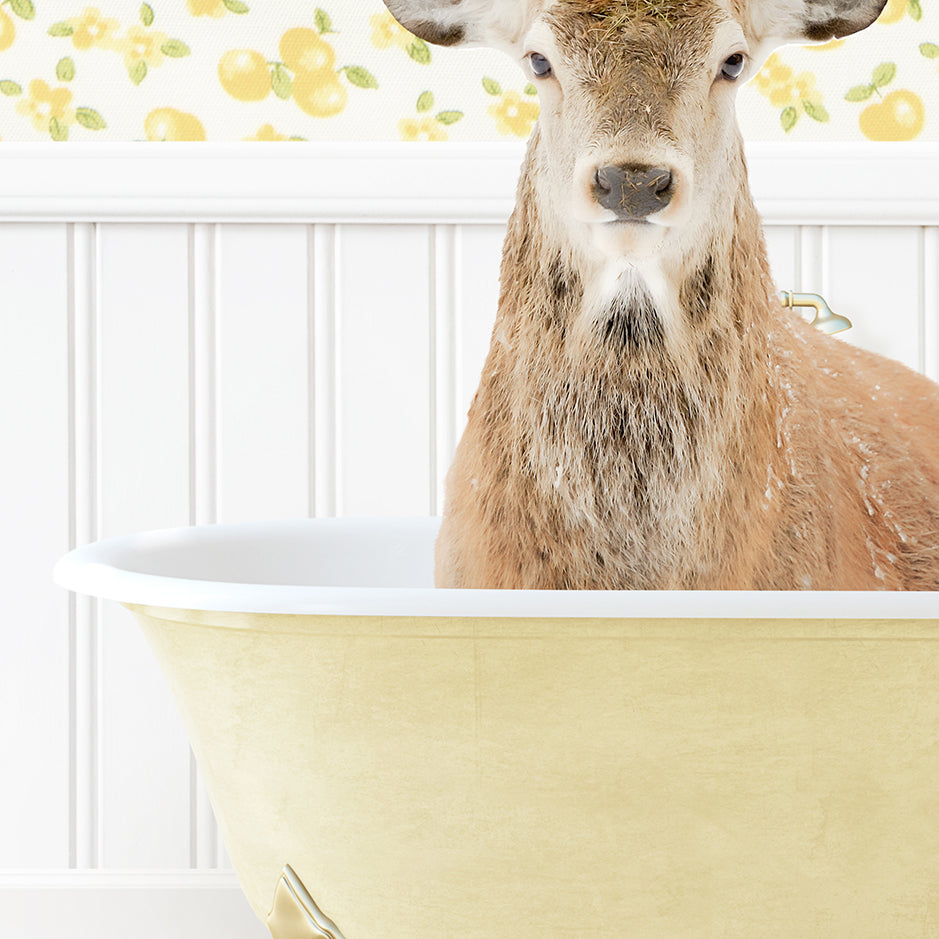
{"left": 382, "top": 0, "right": 529, "bottom": 50}
{"left": 748, "top": 0, "right": 888, "bottom": 45}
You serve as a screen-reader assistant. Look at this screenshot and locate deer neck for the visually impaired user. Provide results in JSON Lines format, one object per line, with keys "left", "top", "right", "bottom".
{"left": 481, "top": 135, "right": 780, "bottom": 583}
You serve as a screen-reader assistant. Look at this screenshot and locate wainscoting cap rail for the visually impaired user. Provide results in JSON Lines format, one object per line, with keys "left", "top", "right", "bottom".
{"left": 0, "top": 141, "right": 938, "bottom": 224}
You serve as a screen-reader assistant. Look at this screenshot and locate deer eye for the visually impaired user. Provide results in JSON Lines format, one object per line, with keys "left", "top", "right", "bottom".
{"left": 528, "top": 52, "right": 553, "bottom": 78}
{"left": 720, "top": 52, "right": 746, "bottom": 81}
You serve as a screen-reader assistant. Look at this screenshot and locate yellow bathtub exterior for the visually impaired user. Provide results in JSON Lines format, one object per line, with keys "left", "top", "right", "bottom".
{"left": 128, "top": 604, "right": 939, "bottom": 938}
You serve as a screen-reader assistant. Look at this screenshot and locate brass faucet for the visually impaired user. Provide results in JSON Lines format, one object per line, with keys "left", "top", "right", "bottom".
{"left": 779, "top": 290, "right": 852, "bottom": 335}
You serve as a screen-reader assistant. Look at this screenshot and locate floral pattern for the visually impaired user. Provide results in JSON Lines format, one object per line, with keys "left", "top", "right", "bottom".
{"left": 0, "top": 0, "right": 937, "bottom": 141}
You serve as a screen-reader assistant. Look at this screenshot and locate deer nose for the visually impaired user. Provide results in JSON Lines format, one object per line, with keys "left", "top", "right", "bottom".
{"left": 593, "top": 164, "right": 674, "bottom": 220}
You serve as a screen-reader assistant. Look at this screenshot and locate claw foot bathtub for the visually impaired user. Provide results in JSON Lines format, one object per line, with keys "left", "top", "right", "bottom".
{"left": 54, "top": 517, "right": 939, "bottom": 938}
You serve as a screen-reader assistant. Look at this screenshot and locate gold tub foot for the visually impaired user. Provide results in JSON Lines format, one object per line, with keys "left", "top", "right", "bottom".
{"left": 267, "top": 865, "right": 347, "bottom": 939}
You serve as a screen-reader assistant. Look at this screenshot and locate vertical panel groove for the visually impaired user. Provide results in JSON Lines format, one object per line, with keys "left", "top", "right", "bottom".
{"left": 307, "top": 225, "right": 316, "bottom": 519}
{"left": 67, "top": 223, "right": 77, "bottom": 870}
{"left": 312, "top": 224, "right": 339, "bottom": 516}
{"left": 924, "top": 227, "right": 939, "bottom": 382}
{"left": 70, "top": 221, "right": 99, "bottom": 869}
{"left": 188, "top": 223, "right": 219, "bottom": 869}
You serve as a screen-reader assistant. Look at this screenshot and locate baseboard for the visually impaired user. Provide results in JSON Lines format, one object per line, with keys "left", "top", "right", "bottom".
{"left": 0, "top": 872, "right": 267, "bottom": 939}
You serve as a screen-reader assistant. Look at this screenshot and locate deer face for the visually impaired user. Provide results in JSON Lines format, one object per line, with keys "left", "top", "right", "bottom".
{"left": 383, "top": 0, "right": 885, "bottom": 262}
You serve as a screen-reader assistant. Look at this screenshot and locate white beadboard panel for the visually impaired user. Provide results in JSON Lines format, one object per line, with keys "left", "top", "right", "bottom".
{"left": 310, "top": 225, "right": 339, "bottom": 517}
{"left": 0, "top": 874, "right": 266, "bottom": 939}
{"left": 925, "top": 228, "right": 939, "bottom": 383}
{"left": 0, "top": 224, "right": 70, "bottom": 868}
{"left": 215, "top": 225, "right": 311, "bottom": 523}
{"left": 96, "top": 224, "right": 192, "bottom": 869}
{"left": 824, "top": 226, "right": 923, "bottom": 372}
{"left": 71, "top": 222, "right": 100, "bottom": 871}
{"left": 336, "top": 225, "right": 433, "bottom": 516}
{"left": 454, "top": 225, "right": 504, "bottom": 426}
{"left": 763, "top": 226, "right": 799, "bottom": 293}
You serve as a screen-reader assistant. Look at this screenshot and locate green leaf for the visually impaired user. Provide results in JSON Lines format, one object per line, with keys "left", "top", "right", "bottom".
{"left": 76, "top": 107, "right": 107, "bottom": 131}
{"left": 871, "top": 62, "right": 896, "bottom": 89}
{"left": 802, "top": 99, "right": 829, "bottom": 123}
{"left": 780, "top": 106, "right": 798, "bottom": 133}
{"left": 49, "top": 117, "right": 69, "bottom": 141}
{"left": 416, "top": 90, "right": 434, "bottom": 112}
{"left": 10, "top": 0, "right": 35, "bottom": 20}
{"left": 271, "top": 64, "right": 292, "bottom": 99}
{"left": 482, "top": 77, "right": 502, "bottom": 96}
{"left": 161, "top": 39, "right": 191, "bottom": 58}
{"left": 0, "top": 80, "right": 23, "bottom": 96}
{"left": 140, "top": 3, "right": 154, "bottom": 26}
{"left": 56, "top": 58, "right": 76, "bottom": 82}
{"left": 909, "top": 0, "right": 923, "bottom": 20}
{"left": 845, "top": 84, "right": 874, "bottom": 102}
{"left": 48, "top": 22, "right": 75, "bottom": 37}
{"left": 342, "top": 66, "right": 378, "bottom": 89}
{"left": 223, "top": 0, "right": 250, "bottom": 11}
{"left": 128, "top": 60, "right": 147, "bottom": 85}
{"left": 524, "top": 83, "right": 537, "bottom": 96}
{"left": 407, "top": 39, "right": 431, "bottom": 64}
{"left": 315, "top": 8, "right": 334, "bottom": 34}
{"left": 436, "top": 110, "right": 463, "bottom": 125}
{"left": 920, "top": 42, "right": 939, "bottom": 59}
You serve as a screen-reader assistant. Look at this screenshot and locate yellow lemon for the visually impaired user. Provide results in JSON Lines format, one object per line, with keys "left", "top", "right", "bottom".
{"left": 859, "top": 90, "right": 925, "bottom": 141}
{"left": 145, "top": 107, "right": 207, "bottom": 141}
{"left": 279, "top": 28, "right": 335, "bottom": 73}
{"left": 0, "top": 8, "right": 15, "bottom": 52}
{"left": 218, "top": 49, "right": 271, "bottom": 101}
{"left": 292, "top": 70, "right": 347, "bottom": 117}
{"left": 877, "top": 0, "right": 907, "bottom": 23}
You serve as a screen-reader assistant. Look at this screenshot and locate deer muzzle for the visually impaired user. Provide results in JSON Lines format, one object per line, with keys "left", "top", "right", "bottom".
{"left": 593, "top": 163, "right": 675, "bottom": 220}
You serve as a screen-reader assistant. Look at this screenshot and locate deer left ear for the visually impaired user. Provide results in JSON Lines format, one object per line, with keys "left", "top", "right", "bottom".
{"left": 749, "top": 0, "right": 887, "bottom": 44}
{"left": 382, "top": 0, "right": 531, "bottom": 50}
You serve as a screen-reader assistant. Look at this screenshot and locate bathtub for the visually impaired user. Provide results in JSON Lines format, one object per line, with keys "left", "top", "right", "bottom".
{"left": 54, "top": 516, "right": 939, "bottom": 938}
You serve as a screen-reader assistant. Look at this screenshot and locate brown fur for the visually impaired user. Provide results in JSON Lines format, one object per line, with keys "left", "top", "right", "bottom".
{"left": 386, "top": 0, "right": 937, "bottom": 589}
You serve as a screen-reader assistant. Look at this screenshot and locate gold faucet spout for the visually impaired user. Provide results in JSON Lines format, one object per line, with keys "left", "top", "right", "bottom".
{"left": 779, "top": 290, "right": 853, "bottom": 335}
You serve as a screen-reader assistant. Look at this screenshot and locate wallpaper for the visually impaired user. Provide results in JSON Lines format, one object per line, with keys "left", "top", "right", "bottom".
{"left": 0, "top": 0, "right": 936, "bottom": 142}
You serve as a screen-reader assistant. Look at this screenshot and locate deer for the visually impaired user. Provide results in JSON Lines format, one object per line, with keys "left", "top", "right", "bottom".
{"left": 382, "top": 0, "right": 939, "bottom": 590}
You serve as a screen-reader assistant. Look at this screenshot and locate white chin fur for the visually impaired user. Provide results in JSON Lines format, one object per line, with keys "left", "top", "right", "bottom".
{"left": 588, "top": 220, "right": 669, "bottom": 260}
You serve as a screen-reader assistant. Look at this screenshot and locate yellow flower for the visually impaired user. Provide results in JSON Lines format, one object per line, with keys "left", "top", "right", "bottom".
{"left": 804, "top": 38, "right": 846, "bottom": 51}
{"left": 116, "top": 26, "right": 168, "bottom": 71}
{"left": 246, "top": 123, "right": 288, "bottom": 141}
{"left": 488, "top": 90, "right": 539, "bottom": 138}
{"left": 370, "top": 11, "right": 411, "bottom": 50}
{"left": 69, "top": 7, "right": 120, "bottom": 51}
{"left": 753, "top": 53, "right": 793, "bottom": 95}
{"left": 16, "top": 80, "right": 75, "bottom": 134}
{"left": 188, "top": 0, "right": 228, "bottom": 16}
{"left": 398, "top": 116, "right": 447, "bottom": 141}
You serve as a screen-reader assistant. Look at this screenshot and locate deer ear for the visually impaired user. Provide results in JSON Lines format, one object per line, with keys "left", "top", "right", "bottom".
{"left": 382, "top": 0, "right": 527, "bottom": 49}
{"left": 749, "top": 0, "right": 887, "bottom": 44}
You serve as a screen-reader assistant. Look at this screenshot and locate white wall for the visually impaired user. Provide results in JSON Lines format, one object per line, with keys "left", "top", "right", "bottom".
{"left": 1, "top": 142, "right": 938, "bottom": 937}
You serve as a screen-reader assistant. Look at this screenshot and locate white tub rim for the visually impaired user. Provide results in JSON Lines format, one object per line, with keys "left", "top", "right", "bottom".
{"left": 52, "top": 515, "right": 939, "bottom": 620}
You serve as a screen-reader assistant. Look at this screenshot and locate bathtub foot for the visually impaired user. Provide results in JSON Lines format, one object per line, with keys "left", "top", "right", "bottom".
{"left": 267, "top": 865, "right": 347, "bottom": 939}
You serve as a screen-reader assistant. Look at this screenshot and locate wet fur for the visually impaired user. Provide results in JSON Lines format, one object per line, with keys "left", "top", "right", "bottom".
{"left": 384, "top": 0, "right": 937, "bottom": 590}
{"left": 437, "top": 139, "right": 939, "bottom": 590}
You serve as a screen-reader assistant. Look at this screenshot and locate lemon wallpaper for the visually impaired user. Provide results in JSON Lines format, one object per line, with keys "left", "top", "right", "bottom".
{"left": 0, "top": 0, "right": 936, "bottom": 141}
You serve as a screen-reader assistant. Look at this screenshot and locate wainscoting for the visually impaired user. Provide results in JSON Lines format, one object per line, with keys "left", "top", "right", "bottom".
{"left": 1, "top": 142, "right": 938, "bottom": 937}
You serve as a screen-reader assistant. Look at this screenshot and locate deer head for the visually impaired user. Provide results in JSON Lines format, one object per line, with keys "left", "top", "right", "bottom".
{"left": 382, "top": 0, "right": 885, "bottom": 265}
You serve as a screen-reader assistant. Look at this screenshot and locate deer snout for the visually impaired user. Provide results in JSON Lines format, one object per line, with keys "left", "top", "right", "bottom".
{"left": 593, "top": 164, "right": 675, "bottom": 220}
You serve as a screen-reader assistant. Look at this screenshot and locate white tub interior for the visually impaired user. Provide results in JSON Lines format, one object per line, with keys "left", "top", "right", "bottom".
{"left": 54, "top": 516, "right": 939, "bottom": 619}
